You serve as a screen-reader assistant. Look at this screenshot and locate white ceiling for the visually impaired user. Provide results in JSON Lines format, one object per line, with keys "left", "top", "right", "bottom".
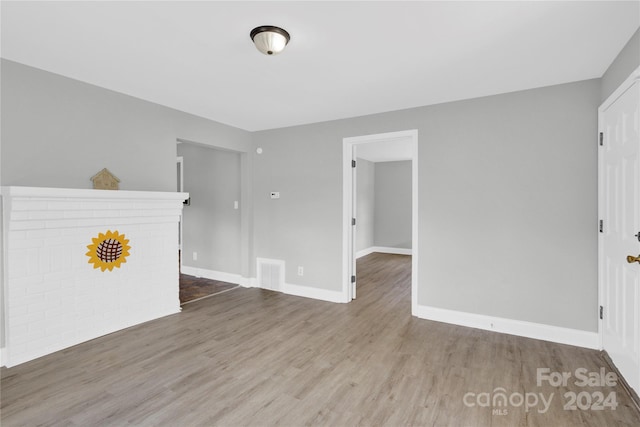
{"left": 2, "top": 1, "right": 639, "bottom": 132}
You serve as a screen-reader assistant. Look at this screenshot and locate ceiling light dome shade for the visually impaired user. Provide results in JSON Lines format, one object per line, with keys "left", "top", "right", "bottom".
{"left": 250, "top": 26, "right": 290, "bottom": 55}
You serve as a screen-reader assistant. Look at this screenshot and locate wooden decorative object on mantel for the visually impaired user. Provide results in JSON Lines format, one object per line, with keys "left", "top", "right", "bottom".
{"left": 91, "top": 168, "right": 120, "bottom": 190}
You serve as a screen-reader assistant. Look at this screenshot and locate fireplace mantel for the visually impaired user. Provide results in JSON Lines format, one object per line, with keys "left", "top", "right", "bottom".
{"left": 1, "top": 186, "right": 188, "bottom": 367}
{"left": 2, "top": 185, "right": 189, "bottom": 200}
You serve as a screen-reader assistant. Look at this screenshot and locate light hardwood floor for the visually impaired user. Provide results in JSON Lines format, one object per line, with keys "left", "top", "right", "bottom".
{"left": 1, "top": 253, "right": 639, "bottom": 426}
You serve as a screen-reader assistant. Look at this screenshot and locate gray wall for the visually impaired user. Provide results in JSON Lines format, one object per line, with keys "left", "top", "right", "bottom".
{"left": 178, "top": 143, "right": 242, "bottom": 274}
{"left": 253, "top": 79, "right": 601, "bottom": 332}
{"left": 374, "top": 161, "right": 412, "bottom": 249}
{"left": 355, "top": 158, "right": 375, "bottom": 253}
{"left": 251, "top": 131, "right": 341, "bottom": 288}
{"left": 601, "top": 28, "right": 640, "bottom": 101}
{"left": 0, "top": 59, "right": 251, "bottom": 190}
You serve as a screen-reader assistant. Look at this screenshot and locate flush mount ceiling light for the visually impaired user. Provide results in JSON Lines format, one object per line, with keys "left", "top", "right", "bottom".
{"left": 250, "top": 25, "right": 290, "bottom": 56}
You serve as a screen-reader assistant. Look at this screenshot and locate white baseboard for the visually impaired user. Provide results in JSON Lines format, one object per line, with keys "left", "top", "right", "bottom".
{"left": 0, "top": 347, "right": 5, "bottom": 368}
{"left": 239, "top": 277, "right": 257, "bottom": 288}
{"left": 356, "top": 247, "right": 376, "bottom": 258}
{"left": 258, "top": 278, "right": 347, "bottom": 303}
{"left": 279, "top": 282, "right": 348, "bottom": 303}
{"left": 357, "top": 246, "right": 412, "bottom": 258}
{"left": 414, "top": 304, "right": 599, "bottom": 349}
{"left": 182, "top": 265, "right": 345, "bottom": 303}
{"left": 181, "top": 265, "right": 245, "bottom": 286}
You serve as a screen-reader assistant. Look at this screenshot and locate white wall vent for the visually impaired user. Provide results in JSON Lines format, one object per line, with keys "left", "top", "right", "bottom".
{"left": 256, "top": 258, "right": 285, "bottom": 291}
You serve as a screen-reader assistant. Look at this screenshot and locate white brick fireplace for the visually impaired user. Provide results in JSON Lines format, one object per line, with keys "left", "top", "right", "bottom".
{"left": 0, "top": 186, "right": 188, "bottom": 367}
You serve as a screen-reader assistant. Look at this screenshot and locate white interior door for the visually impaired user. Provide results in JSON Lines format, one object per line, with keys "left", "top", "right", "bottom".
{"left": 351, "top": 150, "right": 357, "bottom": 299}
{"left": 600, "top": 77, "right": 640, "bottom": 394}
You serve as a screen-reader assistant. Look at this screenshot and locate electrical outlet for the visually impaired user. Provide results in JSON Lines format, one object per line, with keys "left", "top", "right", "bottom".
{"left": 297, "top": 266, "right": 304, "bottom": 276}
{"left": 193, "top": 252, "right": 198, "bottom": 261}
{"left": 234, "top": 200, "right": 239, "bottom": 209}
{"left": 270, "top": 192, "right": 280, "bottom": 199}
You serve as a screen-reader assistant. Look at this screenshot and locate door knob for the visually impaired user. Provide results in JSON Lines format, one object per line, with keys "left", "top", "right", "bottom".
{"left": 627, "top": 255, "right": 640, "bottom": 264}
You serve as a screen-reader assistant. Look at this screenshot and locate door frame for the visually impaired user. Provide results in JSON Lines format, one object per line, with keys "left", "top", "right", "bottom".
{"left": 598, "top": 65, "right": 640, "bottom": 351}
{"left": 177, "top": 155, "right": 184, "bottom": 255}
{"left": 342, "top": 129, "right": 419, "bottom": 313}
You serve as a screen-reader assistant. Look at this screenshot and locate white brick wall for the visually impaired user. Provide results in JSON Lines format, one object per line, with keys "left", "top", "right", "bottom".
{"left": 1, "top": 186, "right": 188, "bottom": 367}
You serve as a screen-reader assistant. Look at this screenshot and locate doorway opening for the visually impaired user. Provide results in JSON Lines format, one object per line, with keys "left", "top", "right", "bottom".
{"left": 342, "top": 130, "right": 418, "bottom": 313}
{"left": 177, "top": 140, "right": 243, "bottom": 305}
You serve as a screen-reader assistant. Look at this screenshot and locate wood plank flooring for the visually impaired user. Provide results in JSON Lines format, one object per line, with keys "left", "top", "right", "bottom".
{"left": 1, "top": 253, "right": 639, "bottom": 426}
{"left": 179, "top": 274, "right": 238, "bottom": 305}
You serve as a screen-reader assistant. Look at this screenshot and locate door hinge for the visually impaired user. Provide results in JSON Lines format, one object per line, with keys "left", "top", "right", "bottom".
{"left": 599, "top": 306, "right": 603, "bottom": 320}
{"left": 599, "top": 132, "right": 604, "bottom": 146}
{"left": 352, "top": 160, "right": 356, "bottom": 168}
{"left": 351, "top": 275, "right": 356, "bottom": 283}
{"left": 599, "top": 220, "right": 603, "bottom": 233}
{"left": 352, "top": 218, "right": 356, "bottom": 226}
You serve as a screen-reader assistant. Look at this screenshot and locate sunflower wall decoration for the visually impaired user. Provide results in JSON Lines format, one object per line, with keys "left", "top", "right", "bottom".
{"left": 86, "top": 230, "right": 131, "bottom": 271}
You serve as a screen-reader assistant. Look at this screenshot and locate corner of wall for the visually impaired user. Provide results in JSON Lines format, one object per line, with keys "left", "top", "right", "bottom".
{"left": 601, "top": 27, "right": 640, "bottom": 101}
